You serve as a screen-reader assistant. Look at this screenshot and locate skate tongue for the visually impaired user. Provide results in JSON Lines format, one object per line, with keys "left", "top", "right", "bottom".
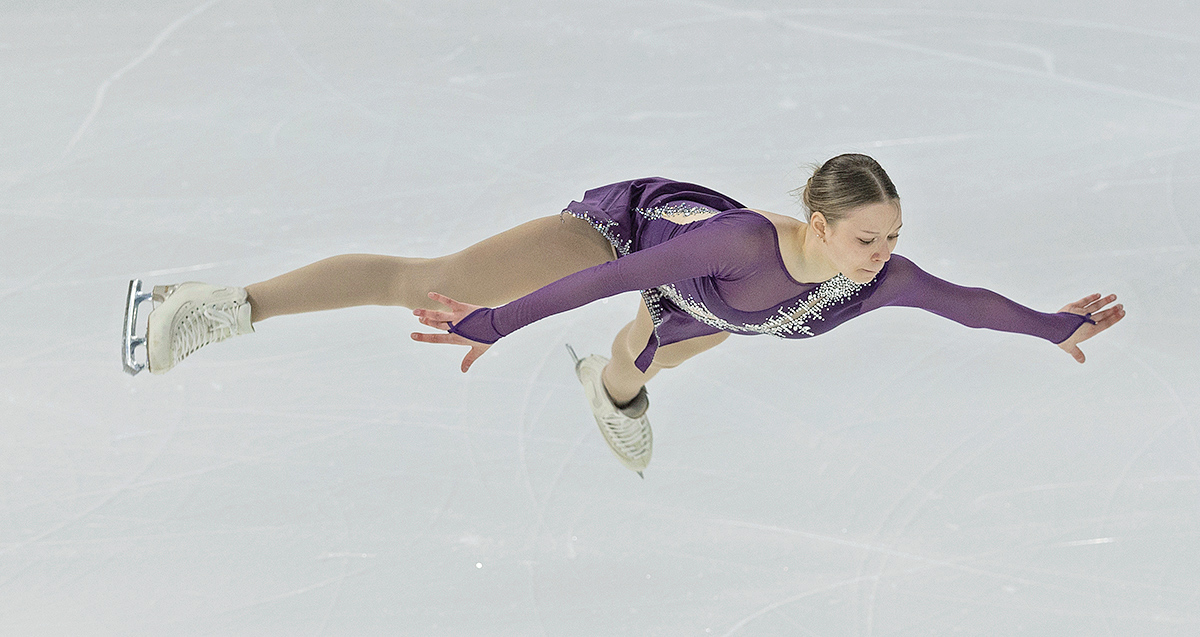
{"left": 235, "top": 302, "right": 254, "bottom": 335}
{"left": 151, "top": 284, "right": 175, "bottom": 302}
{"left": 616, "top": 387, "right": 649, "bottom": 418}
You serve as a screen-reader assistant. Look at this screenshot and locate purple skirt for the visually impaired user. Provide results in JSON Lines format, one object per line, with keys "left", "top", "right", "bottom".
{"left": 559, "top": 177, "right": 746, "bottom": 372}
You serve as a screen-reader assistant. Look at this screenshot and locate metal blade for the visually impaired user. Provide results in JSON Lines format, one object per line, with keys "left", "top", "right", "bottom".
{"left": 122, "top": 279, "right": 153, "bottom": 375}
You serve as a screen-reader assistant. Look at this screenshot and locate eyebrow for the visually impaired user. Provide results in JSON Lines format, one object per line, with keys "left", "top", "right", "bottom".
{"left": 861, "top": 223, "right": 903, "bottom": 236}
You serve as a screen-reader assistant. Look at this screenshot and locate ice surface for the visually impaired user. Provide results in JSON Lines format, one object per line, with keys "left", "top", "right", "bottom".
{"left": 2, "top": 1, "right": 1197, "bottom": 635}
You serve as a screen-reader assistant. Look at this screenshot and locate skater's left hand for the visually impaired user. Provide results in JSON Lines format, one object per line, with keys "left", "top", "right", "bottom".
{"left": 1056, "top": 293, "right": 1125, "bottom": 363}
{"left": 411, "top": 292, "right": 492, "bottom": 373}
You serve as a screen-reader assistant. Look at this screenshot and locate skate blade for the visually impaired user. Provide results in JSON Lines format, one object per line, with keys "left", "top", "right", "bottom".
{"left": 565, "top": 343, "right": 582, "bottom": 368}
{"left": 122, "top": 279, "right": 154, "bottom": 375}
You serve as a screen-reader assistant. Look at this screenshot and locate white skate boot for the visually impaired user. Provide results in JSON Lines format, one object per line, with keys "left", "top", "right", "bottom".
{"left": 566, "top": 344, "right": 652, "bottom": 477}
{"left": 122, "top": 279, "right": 253, "bottom": 375}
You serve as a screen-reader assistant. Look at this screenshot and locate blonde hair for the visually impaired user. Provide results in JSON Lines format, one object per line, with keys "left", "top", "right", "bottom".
{"left": 793, "top": 154, "right": 899, "bottom": 225}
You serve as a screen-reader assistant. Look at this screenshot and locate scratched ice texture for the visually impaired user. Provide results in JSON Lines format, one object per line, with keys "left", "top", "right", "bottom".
{"left": 1, "top": 1, "right": 1197, "bottom": 635}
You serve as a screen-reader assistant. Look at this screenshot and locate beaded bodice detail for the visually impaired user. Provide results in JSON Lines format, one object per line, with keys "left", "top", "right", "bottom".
{"left": 655, "top": 274, "right": 870, "bottom": 338}
{"left": 633, "top": 203, "right": 873, "bottom": 339}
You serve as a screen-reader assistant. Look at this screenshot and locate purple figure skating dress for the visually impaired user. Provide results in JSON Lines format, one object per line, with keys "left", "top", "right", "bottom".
{"left": 449, "top": 178, "right": 1093, "bottom": 371}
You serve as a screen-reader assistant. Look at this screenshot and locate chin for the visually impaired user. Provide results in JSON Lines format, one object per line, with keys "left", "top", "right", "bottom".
{"left": 848, "top": 268, "right": 879, "bottom": 283}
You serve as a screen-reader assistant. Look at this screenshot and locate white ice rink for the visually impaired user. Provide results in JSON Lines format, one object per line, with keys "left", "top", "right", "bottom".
{"left": 2, "top": 1, "right": 1198, "bottom": 635}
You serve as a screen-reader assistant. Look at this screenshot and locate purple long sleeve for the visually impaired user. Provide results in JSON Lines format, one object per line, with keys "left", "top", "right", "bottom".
{"left": 863, "top": 255, "right": 1094, "bottom": 344}
{"left": 448, "top": 211, "right": 777, "bottom": 345}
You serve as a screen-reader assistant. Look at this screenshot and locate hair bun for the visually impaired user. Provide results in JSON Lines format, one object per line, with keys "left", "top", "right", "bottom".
{"left": 798, "top": 154, "right": 897, "bottom": 225}
{"left": 803, "top": 174, "right": 815, "bottom": 210}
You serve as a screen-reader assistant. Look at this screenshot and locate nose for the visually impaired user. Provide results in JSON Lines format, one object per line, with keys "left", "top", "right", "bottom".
{"left": 872, "top": 246, "right": 892, "bottom": 264}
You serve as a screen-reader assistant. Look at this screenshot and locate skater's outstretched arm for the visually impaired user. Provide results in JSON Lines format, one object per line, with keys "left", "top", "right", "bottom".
{"left": 863, "top": 255, "right": 1124, "bottom": 362}
{"left": 433, "top": 211, "right": 775, "bottom": 352}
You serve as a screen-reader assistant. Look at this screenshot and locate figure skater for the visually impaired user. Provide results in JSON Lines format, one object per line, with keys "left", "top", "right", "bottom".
{"left": 124, "top": 154, "right": 1125, "bottom": 476}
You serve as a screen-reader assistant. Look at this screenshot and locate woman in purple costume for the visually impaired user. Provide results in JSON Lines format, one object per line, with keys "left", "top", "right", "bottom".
{"left": 132, "top": 154, "right": 1125, "bottom": 476}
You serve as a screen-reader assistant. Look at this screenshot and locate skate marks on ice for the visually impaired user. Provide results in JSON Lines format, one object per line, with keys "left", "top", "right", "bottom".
{"left": 678, "top": 2, "right": 1200, "bottom": 112}
{"left": 61, "top": 0, "right": 225, "bottom": 160}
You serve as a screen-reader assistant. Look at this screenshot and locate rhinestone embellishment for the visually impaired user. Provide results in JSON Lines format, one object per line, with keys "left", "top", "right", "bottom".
{"left": 632, "top": 202, "right": 717, "bottom": 219}
{"left": 656, "top": 274, "right": 871, "bottom": 338}
{"left": 561, "top": 210, "right": 633, "bottom": 257}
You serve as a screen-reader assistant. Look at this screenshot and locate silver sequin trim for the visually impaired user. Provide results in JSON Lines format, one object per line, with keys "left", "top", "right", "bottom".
{"left": 632, "top": 202, "right": 717, "bottom": 220}
{"left": 655, "top": 274, "right": 871, "bottom": 338}
{"left": 561, "top": 210, "right": 633, "bottom": 257}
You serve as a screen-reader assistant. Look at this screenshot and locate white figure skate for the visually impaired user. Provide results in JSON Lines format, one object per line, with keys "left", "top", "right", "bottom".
{"left": 122, "top": 279, "right": 253, "bottom": 375}
{"left": 566, "top": 344, "right": 652, "bottom": 478}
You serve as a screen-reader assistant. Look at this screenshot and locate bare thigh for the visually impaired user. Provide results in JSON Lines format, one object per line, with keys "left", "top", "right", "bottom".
{"left": 409, "top": 213, "right": 617, "bottom": 309}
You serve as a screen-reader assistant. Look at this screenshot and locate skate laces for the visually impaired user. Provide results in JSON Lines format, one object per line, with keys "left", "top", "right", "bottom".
{"left": 171, "top": 303, "right": 240, "bottom": 364}
{"left": 598, "top": 412, "right": 651, "bottom": 460}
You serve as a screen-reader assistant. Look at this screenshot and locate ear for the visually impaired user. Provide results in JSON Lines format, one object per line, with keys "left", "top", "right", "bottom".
{"left": 809, "top": 211, "right": 829, "bottom": 240}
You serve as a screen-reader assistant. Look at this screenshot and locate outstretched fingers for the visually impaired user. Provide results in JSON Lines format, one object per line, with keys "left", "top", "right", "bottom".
{"left": 410, "top": 331, "right": 458, "bottom": 345}
{"left": 1091, "top": 302, "right": 1126, "bottom": 329}
{"left": 461, "top": 349, "right": 482, "bottom": 373}
{"left": 1062, "top": 292, "right": 1112, "bottom": 315}
{"left": 1074, "top": 293, "right": 1101, "bottom": 312}
{"left": 413, "top": 293, "right": 462, "bottom": 331}
{"left": 1058, "top": 294, "right": 1126, "bottom": 364}
{"left": 410, "top": 292, "right": 492, "bottom": 373}
{"left": 413, "top": 309, "right": 452, "bottom": 331}
{"left": 414, "top": 291, "right": 485, "bottom": 331}
{"left": 1084, "top": 293, "right": 1118, "bottom": 312}
{"left": 1065, "top": 342, "right": 1085, "bottom": 364}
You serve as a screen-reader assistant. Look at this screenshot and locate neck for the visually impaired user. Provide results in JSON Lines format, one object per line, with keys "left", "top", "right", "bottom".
{"left": 793, "top": 222, "right": 840, "bottom": 282}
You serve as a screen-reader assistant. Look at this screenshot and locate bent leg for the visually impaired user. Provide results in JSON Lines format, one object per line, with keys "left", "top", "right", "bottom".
{"left": 601, "top": 299, "right": 730, "bottom": 406}
{"left": 246, "top": 213, "right": 616, "bottom": 322}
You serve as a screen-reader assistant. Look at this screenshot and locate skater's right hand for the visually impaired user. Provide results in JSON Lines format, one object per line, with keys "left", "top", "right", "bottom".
{"left": 411, "top": 292, "right": 492, "bottom": 373}
{"left": 1056, "top": 292, "right": 1125, "bottom": 364}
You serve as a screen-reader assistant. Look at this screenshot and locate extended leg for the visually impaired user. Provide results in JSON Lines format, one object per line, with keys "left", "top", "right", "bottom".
{"left": 135, "top": 213, "right": 617, "bottom": 375}
{"left": 602, "top": 299, "right": 729, "bottom": 406}
{"left": 245, "top": 213, "right": 616, "bottom": 323}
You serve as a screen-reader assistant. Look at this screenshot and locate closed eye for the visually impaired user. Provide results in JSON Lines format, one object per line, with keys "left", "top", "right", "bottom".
{"left": 860, "top": 235, "right": 900, "bottom": 245}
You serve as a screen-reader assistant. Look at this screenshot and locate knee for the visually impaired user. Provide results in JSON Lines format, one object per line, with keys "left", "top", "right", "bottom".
{"left": 379, "top": 255, "right": 449, "bottom": 309}
{"left": 610, "top": 319, "right": 647, "bottom": 365}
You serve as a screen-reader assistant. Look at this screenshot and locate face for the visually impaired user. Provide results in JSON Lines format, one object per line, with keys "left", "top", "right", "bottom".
{"left": 819, "top": 200, "right": 902, "bottom": 284}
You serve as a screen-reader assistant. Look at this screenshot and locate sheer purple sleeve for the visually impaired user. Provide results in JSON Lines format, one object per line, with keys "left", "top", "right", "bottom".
{"left": 447, "top": 213, "right": 773, "bottom": 344}
{"left": 867, "top": 255, "right": 1094, "bottom": 344}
